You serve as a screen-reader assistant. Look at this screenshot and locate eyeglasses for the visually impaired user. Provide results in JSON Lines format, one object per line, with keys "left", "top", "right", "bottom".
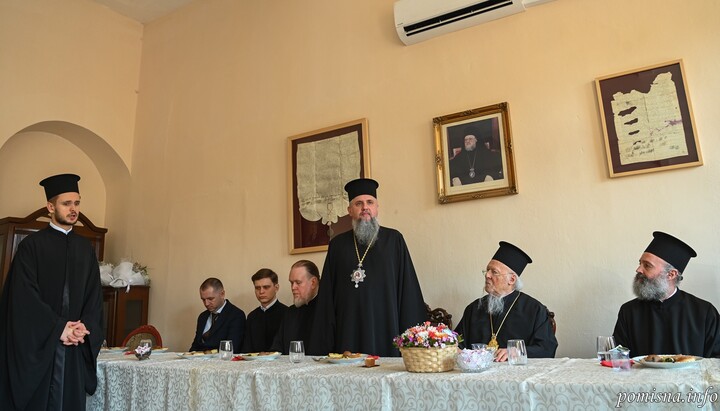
{"left": 482, "top": 269, "right": 506, "bottom": 277}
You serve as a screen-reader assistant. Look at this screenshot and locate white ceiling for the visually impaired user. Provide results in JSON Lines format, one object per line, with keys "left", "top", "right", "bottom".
{"left": 93, "top": 0, "right": 195, "bottom": 23}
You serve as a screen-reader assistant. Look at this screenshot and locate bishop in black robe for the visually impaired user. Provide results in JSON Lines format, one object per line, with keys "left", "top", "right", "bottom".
{"left": 242, "top": 300, "right": 287, "bottom": 353}
{"left": 0, "top": 226, "right": 104, "bottom": 410}
{"left": 613, "top": 289, "right": 720, "bottom": 357}
{"left": 455, "top": 290, "right": 557, "bottom": 358}
{"left": 312, "top": 227, "right": 426, "bottom": 357}
{"left": 271, "top": 298, "right": 317, "bottom": 355}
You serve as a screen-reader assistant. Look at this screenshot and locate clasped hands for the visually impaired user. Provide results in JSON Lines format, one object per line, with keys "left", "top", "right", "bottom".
{"left": 60, "top": 320, "right": 90, "bottom": 346}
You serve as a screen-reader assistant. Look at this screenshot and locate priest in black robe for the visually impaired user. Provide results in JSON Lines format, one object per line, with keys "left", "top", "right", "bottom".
{"left": 455, "top": 241, "right": 557, "bottom": 361}
{"left": 242, "top": 268, "right": 287, "bottom": 353}
{"left": 613, "top": 231, "right": 720, "bottom": 357}
{"left": 0, "top": 174, "right": 104, "bottom": 410}
{"left": 271, "top": 260, "right": 320, "bottom": 354}
{"left": 312, "top": 179, "right": 426, "bottom": 357}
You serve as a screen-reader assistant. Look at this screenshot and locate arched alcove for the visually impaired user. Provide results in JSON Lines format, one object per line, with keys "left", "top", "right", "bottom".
{"left": 0, "top": 121, "right": 131, "bottom": 260}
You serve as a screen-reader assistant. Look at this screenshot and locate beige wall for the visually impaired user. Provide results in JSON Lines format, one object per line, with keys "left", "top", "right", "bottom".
{"left": 2, "top": 0, "right": 719, "bottom": 357}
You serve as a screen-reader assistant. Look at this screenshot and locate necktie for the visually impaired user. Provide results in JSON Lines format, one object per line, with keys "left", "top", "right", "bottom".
{"left": 202, "top": 312, "right": 219, "bottom": 341}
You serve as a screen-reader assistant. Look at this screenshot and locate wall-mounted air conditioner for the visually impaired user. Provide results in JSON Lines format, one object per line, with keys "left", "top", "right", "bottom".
{"left": 394, "top": 0, "right": 552, "bottom": 46}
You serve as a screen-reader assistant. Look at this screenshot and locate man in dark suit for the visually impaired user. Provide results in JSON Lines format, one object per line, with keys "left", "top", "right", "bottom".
{"left": 189, "top": 278, "right": 246, "bottom": 352}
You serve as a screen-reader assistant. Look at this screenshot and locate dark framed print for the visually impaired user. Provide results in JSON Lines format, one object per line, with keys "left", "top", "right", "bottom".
{"left": 433, "top": 102, "right": 518, "bottom": 204}
{"left": 595, "top": 59, "right": 702, "bottom": 178}
{"left": 287, "top": 119, "right": 370, "bottom": 254}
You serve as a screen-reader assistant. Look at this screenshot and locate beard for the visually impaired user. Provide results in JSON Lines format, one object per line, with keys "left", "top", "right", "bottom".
{"left": 352, "top": 216, "right": 379, "bottom": 245}
{"left": 464, "top": 142, "right": 477, "bottom": 151}
{"left": 633, "top": 272, "right": 672, "bottom": 301}
{"left": 293, "top": 295, "right": 307, "bottom": 308}
{"left": 485, "top": 293, "right": 506, "bottom": 315}
{"left": 53, "top": 209, "right": 78, "bottom": 227}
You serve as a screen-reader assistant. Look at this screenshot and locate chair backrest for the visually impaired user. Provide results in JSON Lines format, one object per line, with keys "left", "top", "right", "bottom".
{"left": 548, "top": 311, "right": 557, "bottom": 334}
{"left": 122, "top": 325, "right": 163, "bottom": 349}
{"left": 425, "top": 303, "right": 453, "bottom": 329}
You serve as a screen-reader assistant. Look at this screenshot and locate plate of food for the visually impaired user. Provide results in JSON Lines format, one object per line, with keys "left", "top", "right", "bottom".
{"left": 632, "top": 354, "right": 701, "bottom": 368}
{"left": 176, "top": 349, "right": 218, "bottom": 359}
{"left": 327, "top": 351, "right": 366, "bottom": 364}
{"left": 239, "top": 351, "right": 281, "bottom": 361}
{"left": 100, "top": 346, "right": 128, "bottom": 354}
{"left": 153, "top": 347, "right": 169, "bottom": 352}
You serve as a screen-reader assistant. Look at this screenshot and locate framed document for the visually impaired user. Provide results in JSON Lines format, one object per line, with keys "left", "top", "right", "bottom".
{"left": 287, "top": 119, "right": 370, "bottom": 254}
{"left": 595, "top": 60, "right": 702, "bottom": 178}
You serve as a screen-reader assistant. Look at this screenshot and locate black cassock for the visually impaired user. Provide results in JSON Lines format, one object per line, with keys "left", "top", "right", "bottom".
{"left": 242, "top": 301, "right": 287, "bottom": 353}
{"left": 0, "top": 227, "right": 103, "bottom": 410}
{"left": 312, "top": 227, "right": 426, "bottom": 357}
{"left": 271, "top": 298, "right": 317, "bottom": 355}
{"left": 455, "top": 290, "right": 558, "bottom": 358}
{"left": 613, "top": 289, "right": 720, "bottom": 357}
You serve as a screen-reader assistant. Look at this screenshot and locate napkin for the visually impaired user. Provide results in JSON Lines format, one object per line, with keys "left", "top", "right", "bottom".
{"left": 600, "top": 359, "right": 634, "bottom": 368}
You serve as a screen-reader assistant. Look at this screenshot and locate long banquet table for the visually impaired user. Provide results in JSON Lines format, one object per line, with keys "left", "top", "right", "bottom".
{"left": 87, "top": 352, "right": 720, "bottom": 410}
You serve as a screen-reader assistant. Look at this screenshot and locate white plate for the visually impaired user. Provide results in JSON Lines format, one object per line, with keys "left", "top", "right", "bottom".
{"left": 153, "top": 347, "right": 169, "bottom": 352}
{"left": 176, "top": 352, "right": 218, "bottom": 360}
{"left": 327, "top": 355, "right": 366, "bottom": 364}
{"left": 239, "top": 352, "right": 281, "bottom": 361}
{"left": 632, "top": 355, "right": 702, "bottom": 368}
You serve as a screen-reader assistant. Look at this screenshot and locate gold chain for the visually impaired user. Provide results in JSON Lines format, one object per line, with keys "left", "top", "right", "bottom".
{"left": 353, "top": 232, "right": 377, "bottom": 267}
{"left": 489, "top": 292, "right": 522, "bottom": 344}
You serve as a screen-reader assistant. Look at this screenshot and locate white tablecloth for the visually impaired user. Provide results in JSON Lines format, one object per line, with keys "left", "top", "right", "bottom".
{"left": 87, "top": 353, "right": 720, "bottom": 411}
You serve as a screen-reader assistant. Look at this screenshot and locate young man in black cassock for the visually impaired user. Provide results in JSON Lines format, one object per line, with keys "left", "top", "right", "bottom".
{"left": 241, "top": 268, "right": 287, "bottom": 353}
{"left": 613, "top": 231, "right": 720, "bottom": 357}
{"left": 455, "top": 241, "right": 558, "bottom": 361}
{"left": 312, "top": 178, "right": 426, "bottom": 357}
{"left": 0, "top": 174, "right": 104, "bottom": 410}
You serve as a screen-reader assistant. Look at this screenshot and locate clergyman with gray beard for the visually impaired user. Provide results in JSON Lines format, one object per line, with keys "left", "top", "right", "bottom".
{"left": 310, "top": 178, "right": 427, "bottom": 357}
{"left": 613, "top": 231, "right": 720, "bottom": 357}
{"left": 455, "top": 241, "right": 558, "bottom": 362}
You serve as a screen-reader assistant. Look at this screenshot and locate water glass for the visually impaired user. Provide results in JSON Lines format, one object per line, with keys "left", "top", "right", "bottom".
{"left": 471, "top": 343, "right": 487, "bottom": 350}
{"left": 219, "top": 340, "right": 233, "bottom": 360}
{"left": 289, "top": 340, "right": 305, "bottom": 363}
{"left": 610, "top": 350, "right": 631, "bottom": 371}
{"left": 507, "top": 339, "right": 527, "bottom": 365}
{"left": 596, "top": 336, "right": 616, "bottom": 361}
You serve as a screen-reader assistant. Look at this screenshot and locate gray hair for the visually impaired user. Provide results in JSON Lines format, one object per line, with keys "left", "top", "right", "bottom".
{"left": 511, "top": 272, "right": 524, "bottom": 291}
{"left": 666, "top": 263, "right": 682, "bottom": 284}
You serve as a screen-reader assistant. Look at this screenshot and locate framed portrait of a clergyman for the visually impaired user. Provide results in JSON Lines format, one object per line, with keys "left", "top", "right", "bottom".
{"left": 433, "top": 103, "right": 518, "bottom": 204}
{"left": 287, "top": 119, "right": 370, "bottom": 254}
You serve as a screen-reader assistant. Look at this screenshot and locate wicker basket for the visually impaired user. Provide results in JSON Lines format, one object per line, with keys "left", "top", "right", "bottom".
{"left": 400, "top": 346, "right": 458, "bottom": 373}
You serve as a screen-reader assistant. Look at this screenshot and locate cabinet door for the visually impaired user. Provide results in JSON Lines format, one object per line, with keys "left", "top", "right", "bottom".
{"left": 103, "top": 286, "right": 150, "bottom": 346}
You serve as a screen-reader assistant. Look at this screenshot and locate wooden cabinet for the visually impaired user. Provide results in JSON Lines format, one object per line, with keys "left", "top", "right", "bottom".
{"left": 102, "top": 286, "right": 150, "bottom": 347}
{"left": 0, "top": 208, "right": 106, "bottom": 288}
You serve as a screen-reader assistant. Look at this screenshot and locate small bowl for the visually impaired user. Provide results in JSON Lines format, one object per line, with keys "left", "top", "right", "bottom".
{"left": 456, "top": 348, "right": 494, "bottom": 372}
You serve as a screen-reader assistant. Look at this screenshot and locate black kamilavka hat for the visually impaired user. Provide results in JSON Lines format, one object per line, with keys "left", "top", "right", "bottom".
{"left": 39, "top": 174, "right": 80, "bottom": 200}
{"left": 644, "top": 231, "right": 697, "bottom": 272}
{"left": 491, "top": 241, "right": 532, "bottom": 275}
{"left": 344, "top": 178, "right": 379, "bottom": 201}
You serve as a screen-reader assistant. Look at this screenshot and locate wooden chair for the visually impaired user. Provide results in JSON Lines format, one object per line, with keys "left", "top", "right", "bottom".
{"left": 548, "top": 311, "right": 557, "bottom": 334}
{"left": 425, "top": 303, "right": 453, "bottom": 329}
{"left": 122, "top": 325, "right": 163, "bottom": 349}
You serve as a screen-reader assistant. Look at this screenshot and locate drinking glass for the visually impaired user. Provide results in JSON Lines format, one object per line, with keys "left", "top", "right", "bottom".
{"left": 610, "top": 350, "right": 631, "bottom": 371}
{"left": 507, "top": 339, "right": 527, "bottom": 365}
{"left": 471, "top": 343, "right": 487, "bottom": 351}
{"left": 289, "top": 340, "right": 305, "bottom": 363}
{"left": 219, "top": 340, "right": 233, "bottom": 360}
{"left": 596, "top": 336, "right": 616, "bottom": 361}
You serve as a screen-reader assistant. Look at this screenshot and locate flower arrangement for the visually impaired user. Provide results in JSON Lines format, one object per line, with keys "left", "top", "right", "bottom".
{"left": 393, "top": 321, "right": 461, "bottom": 349}
{"left": 134, "top": 344, "right": 151, "bottom": 360}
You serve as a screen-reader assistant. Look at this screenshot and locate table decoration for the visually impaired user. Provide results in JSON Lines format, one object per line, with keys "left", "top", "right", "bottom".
{"left": 394, "top": 322, "right": 459, "bottom": 373}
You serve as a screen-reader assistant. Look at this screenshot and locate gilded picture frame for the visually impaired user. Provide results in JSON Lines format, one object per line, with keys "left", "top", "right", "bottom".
{"left": 433, "top": 103, "right": 518, "bottom": 204}
{"left": 287, "top": 119, "right": 370, "bottom": 254}
{"left": 595, "top": 59, "right": 702, "bottom": 178}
